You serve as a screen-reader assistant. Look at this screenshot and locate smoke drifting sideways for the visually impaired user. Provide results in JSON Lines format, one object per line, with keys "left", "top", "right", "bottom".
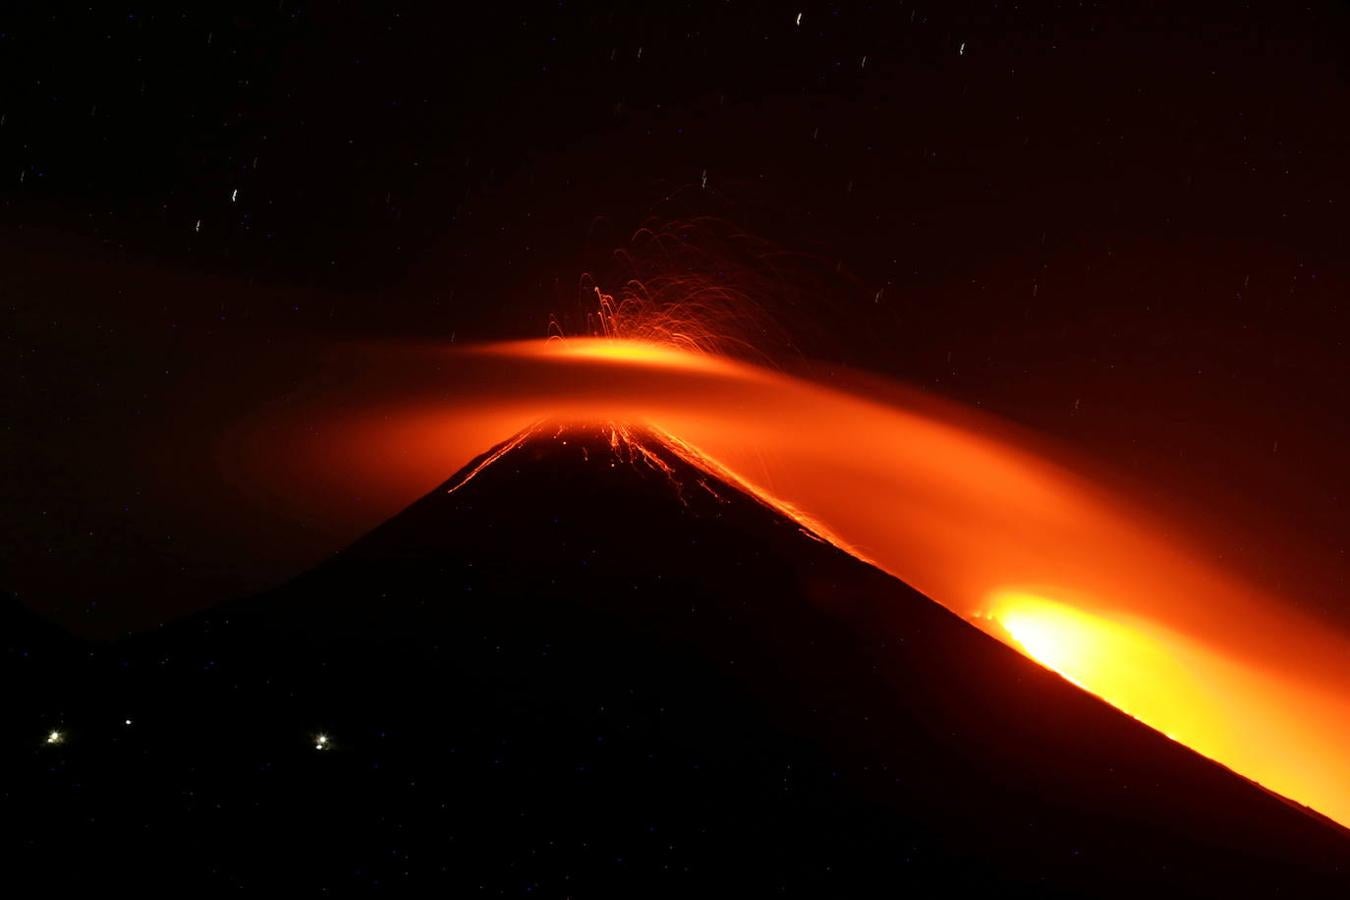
{"left": 220, "top": 335, "right": 1350, "bottom": 829}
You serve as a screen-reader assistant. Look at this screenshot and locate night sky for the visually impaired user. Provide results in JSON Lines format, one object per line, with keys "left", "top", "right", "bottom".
{"left": 7, "top": 0, "right": 1350, "bottom": 635}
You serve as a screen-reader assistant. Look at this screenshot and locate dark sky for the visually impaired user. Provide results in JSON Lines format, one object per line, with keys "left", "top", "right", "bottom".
{"left": 6, "top": 1, "right": 1350, "bottom": 635}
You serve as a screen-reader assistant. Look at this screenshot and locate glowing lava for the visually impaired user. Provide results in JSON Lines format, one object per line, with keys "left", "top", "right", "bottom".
{"left": 232, "top": 334, "right": 1350, "bottom": 829}
{"left": 984, "top": 591, "right": 1350, "bottom": 826}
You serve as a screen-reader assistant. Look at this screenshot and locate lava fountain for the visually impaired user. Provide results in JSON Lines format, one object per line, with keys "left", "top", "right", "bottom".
{"left": 229, "top": 332, "right": 1350, "bottom": 829}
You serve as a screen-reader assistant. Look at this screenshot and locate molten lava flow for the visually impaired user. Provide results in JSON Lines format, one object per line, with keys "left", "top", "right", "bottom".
{"left": 234, "top": 335, "right": 1350, "bottom": 829}
{"left": 982, "top": 592, "right": 1350, "bottom": 825}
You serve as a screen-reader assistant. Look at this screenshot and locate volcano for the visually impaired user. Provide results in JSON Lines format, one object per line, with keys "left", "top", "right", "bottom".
{"left": 7, "top": 427, "right": 1349, "bottom": 894}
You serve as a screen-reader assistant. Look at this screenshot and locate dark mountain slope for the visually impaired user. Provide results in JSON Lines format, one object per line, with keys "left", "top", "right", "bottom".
{"left": 6, "top": 427, "right": 1347, "bottom": 895}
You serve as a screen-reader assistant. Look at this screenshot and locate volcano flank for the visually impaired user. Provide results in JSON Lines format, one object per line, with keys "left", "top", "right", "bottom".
{"left": 7, "top": 427, "right": 1348, "bottom": 894}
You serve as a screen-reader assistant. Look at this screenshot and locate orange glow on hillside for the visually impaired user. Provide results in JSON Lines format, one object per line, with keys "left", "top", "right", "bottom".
{"left": 231, "top": 334, "right": 1350, "bottom": 829}
{"left": 983, "top": 591, "right": 1350, "bottom": 824}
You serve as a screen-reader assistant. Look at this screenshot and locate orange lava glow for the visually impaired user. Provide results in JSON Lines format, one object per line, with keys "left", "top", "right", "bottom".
{"left": 234, "top": 335, "right": 1350, "bottom": 828}
{"left": 982, "top": 591, "right": 1350, "bottom": 820}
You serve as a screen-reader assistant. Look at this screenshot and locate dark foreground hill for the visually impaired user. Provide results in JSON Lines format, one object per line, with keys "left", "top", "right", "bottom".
{"left": 5, "top": 428, "right": 1348, "bottom": 895}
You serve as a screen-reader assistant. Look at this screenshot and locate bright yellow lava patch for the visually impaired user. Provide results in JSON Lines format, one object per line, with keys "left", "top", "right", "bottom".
{"left": 986, "top": 589, "right": 1241, "bottom": 746}
{"left": 981, "top": 590, "right": 1350, "bottom": 826}
{"left": 990, "top": 592, "right": 1187, "bottom": 705}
